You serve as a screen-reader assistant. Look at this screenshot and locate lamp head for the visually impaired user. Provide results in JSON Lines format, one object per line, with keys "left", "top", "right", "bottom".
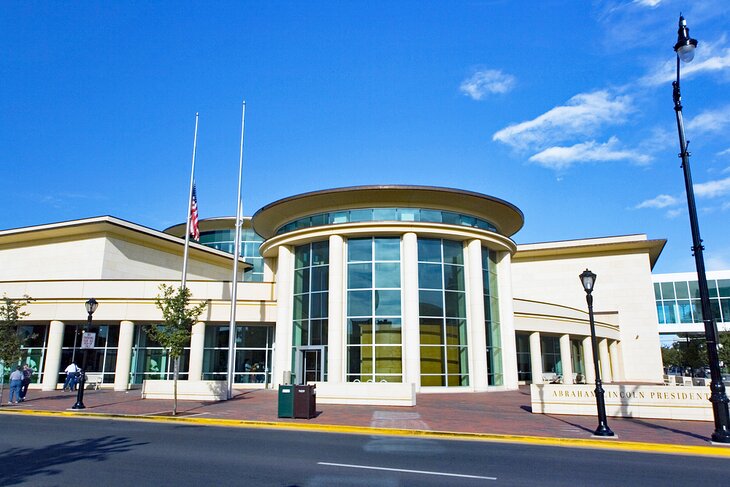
{"left": 85, "top": 298, "right": 98, "bottom": 316}
{"left": 674, "top": 15, "right": 698, "bottom": 63}
{"left": 579, "top": 269, "right": 597, "bottom": 294}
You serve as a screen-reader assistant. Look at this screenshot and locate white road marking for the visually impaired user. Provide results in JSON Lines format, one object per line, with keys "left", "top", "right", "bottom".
{"left": 318, "top": 462, "right": 497, "bottom": 480}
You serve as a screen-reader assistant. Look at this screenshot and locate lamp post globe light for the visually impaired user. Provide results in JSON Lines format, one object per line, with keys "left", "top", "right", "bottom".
{"left": 671, "top": 15, "right": 730, "bottom": 444}
{"left": 72, "top": 298, "right": 98, "bottom": 410}
{"left": 579, "top": 269, "right": 614, "bottom": 438}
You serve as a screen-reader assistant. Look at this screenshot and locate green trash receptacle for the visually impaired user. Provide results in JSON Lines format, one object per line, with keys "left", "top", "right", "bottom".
{"left": 278, "top": 385, "right": 294, "bottom": 418}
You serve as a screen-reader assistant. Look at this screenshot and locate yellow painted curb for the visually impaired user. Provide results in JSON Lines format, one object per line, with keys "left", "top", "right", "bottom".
{"left": 2, "top": 408, "right": 729, "bottom": 458}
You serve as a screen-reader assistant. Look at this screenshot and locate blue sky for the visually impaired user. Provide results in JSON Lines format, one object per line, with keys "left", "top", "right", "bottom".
{"left": 3, "top": 1, "right": 730, "bottom": 273}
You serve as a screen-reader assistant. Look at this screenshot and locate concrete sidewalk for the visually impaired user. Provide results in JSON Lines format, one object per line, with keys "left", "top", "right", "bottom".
{"left": 0, "top": 386, "right": 725, "bottom": 452}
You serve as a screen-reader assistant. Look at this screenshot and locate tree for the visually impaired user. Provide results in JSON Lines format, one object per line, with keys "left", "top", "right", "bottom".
{"left": 719, "top": 332, "right": 730, "bottom": 374}
{"left": 146, "top": 285, "right": 206, "bottom": 415}
{"left": 0, "top": 295, "right": 32, "bottom": 405}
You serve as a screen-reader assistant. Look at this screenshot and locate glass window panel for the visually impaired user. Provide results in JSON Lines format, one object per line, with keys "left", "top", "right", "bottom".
{"left": 718, "top": 280, "right": 730, "bottom": 297}
{"left": 691, "top": 300, "right": 703, "bottom": 323}
{"left": 348, "top": 263, "right": 372, "bottom": 289}
{"left": 310, "top": 292, "right": 328, "bottom": 319}
{"left": 311, "top": 241, "right": 329, "bottom": 265}
{"left": 375, "top": 319, "right": 401, "bottom": 344}
{"left": 348, "top": 239, "right": 372, "bottom": 262}
{"left": 294, "top": 320, "right": 308, "bottom": 346}
{"left": 460, "top": 215, "right": 477, "bottom": 228}
{"left": 293, "top": 295, "right": 309, "bottom": 320}
{"left": 660, "top": 282, "right": 675, "bottom": 299}
{"left": 663, "top": 302, "right": 677, "bottom": 323}
{"left": 375, "top": 346, "right": 402, "bottom": 374}
{"left": 374, "top": 375, "right": 402, "bottom": 383}
{"left": 446, "top": 346, "right": 466, "bottom": 375}
{"left": 18, "top": 325, "right": 46, "bottom": 348}
{"left": 419, "top": 318, "right": 443, "bottom": 345}
{"left": 236, "top": 326, "right": 269, "bottom": 348}
{"left": 675, "top": 281, "right": 690, "bottom": 299}
{"left": 420, "top": 346, "right": 445, "bottom": 376}
{"left": 374, "top": 238, "right": 400, "bottom": 261}
{"left": 295, "top": 245, "right": 310, "bottom": 268}
{"left": 398, "top": 208, "right": 418, "bottom": 222}
{"left": 372, "top": 208, "right": 397, "bottom": 221}
{"left": 375, "top": 263, "right": 400, "bottom": 288}
{"left": 654, "top": 283, "right": 662, "bottom": 299}
{"left": 375, "top": 290, "right": 401, "bottom": 316}
{"left": 709, "top": 280, "right": 720, "bottom": 298}
{"left": 418, "top": 239, "right": 441, "bottom": 263}
{"left": 310, "top": 213, "right": 327, "bottom": 226}
{"left": 445, "top": 319, "right": 466, "bottom": 346}
{"left": 721, "top": 299, "right": 730, "bottom": 323}
{"left": 348, "top": 290, "right": 372, "bottom": 316}
{"left": 656, "top": 303, "right": 665, "bottom": 324}
{"left": 445, "top": 291, "right": 466, "bottom": 318}
{"left": 442, "top": 240, "right": 464, "bottom": 265}
{"left": 311, "top": 266, "right": 328, "bottom": 292}
{"left": 310, "top": 319, "right": 324, "bottom": 345}
{"left": 349, "top": 209, "right": 371, "bottom": 222}
{"left": 678, "top": 300, "right": 693, "bottom": 323}
{"left": 441, "top": 212, "right": 460, "bottom": 225}
{"left": 348, "top": 319, "right": 373, "bottom": 345}
{"left": 330, "top": 211, "right": 348, "bottom": 224}
{"left": 443, "top": 265, "right": 465, "bottom": 291}
{"left": 420, "top": 209, "right": 442, "bottom": 223}
{"left": 418, "top": 263, "right": 442, "bottom": 290}
{"left": 420, "top": 374, "right": 444, "bottom": 386}
{"left": 711, "top": 299, "right": 722, "bottom": 322}
{"left": 419, "top": 290, "right": 443, "bottom": 316}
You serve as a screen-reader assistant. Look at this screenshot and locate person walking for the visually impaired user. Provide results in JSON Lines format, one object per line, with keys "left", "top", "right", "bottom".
{"left": 63, "top": 362, "right": 79, "bottom": 391}
{"left": 8, "top": 366, "right": 23, "bottom": 404}
{"left": 18, "top": 364, "right": 33, "bottom": 402}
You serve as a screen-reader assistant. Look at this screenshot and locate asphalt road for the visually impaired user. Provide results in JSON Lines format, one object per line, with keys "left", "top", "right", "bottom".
{"left": 0, "top": 415, "right": 727, "bottom": 486}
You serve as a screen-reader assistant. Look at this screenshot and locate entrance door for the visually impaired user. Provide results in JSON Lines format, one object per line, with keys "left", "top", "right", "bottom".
{"left": 299, "top": 347, "right": 324, "bottom": 384}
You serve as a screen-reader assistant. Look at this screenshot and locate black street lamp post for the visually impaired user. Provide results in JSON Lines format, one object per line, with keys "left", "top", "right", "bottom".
{"left": 72, "top": 298, "right": 98, "bottom": 410}
{"left": 579, "top": 269, "right": 615, "bottom": 437}
{"left": 672, "top": 15, "right": 730, "bottom": 444}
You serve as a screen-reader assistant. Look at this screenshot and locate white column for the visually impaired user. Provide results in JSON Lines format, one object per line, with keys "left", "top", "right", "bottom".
{"left": 599, "top": 338, "right": 613, "bottom": 383}
{"left": 609, "top": 340, "right": 624, "bottom": 382}
{"left": 466, "top": 239, "right": 488, "bottom": 391}
{"left": 272, "top": 245, "right": 294, "bottom": 387}
{"left": 327, "top": 235, "right": 345, "bottom": 383}
{"left": 529, "top": 332, "right": 543, "bottom": 384}
{"left": 263, "top": 257, "right": 275, "bottom": 282}
{"left": 114, "top": 321, "right": 135, "bottom": 391}
{"left": 402, "top": 232, "right": 421, "bottom": 389}
{"left": 188, "top": 321, "right": 206, "bottom": 381}
{"left": 496, "top": 251, "right": 518, "bottom": 389}
{"left": 42, "top": 320, "right": 65, "bottom": 391}
{"left": 559, "top": 334, "right": 573, "bottom": 384}
{"left": 583, "top": 336, "right": 596, "bottom": 384}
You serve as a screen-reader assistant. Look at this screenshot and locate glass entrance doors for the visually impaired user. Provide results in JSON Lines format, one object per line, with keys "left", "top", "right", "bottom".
{"left": 298, "top": 346, "right": 324, "bottom": 384}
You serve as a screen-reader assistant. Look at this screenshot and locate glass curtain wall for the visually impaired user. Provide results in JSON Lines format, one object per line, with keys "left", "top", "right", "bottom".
{"left": 655, "top": 279, "right": 730, "bottom": 325}
{"left": 130, "top": 325, "right": 190, "bottom": 384}
{"left": 515, "top": 332, "right": 532, "bottom": 382}
{"left": 202, "top": 324, "right": 274, "bottom": 383}
{"left": 346, "top": 237, "right": 403, "bottom": 382}
{"left": 198, "top": 227, "right": 265, "bottom": 282}
{"left": 292, "top": 241, "right": 329, "bottom": 383}
{"left": 59, "top": 323, "right": 119, "bottom": 384}
{"left": 571, "top": 338, "right": 585, "bottom": 382}
{"left": 418, "top": 238, "right": 469, "bottom": 386}
{"left": 482, "top": 247, "right": 502, "bottom": 386}
{"left": 18, "top": 324, "right": 48, "bottom": 383}
{"left": 541, "top": 335, "right": 562, "bottom": 376}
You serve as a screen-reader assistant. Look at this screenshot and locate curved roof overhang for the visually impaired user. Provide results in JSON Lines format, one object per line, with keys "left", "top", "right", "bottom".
{"left": 163, "top": 216, "right": 253, "bottom": 238}
{"left": 251, "top": 185, "right": 524, "bottom": 239}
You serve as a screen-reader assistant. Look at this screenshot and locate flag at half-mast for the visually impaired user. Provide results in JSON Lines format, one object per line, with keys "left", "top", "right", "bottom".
{"left": 190, "top": 182, "right": 200, "bottom": 241}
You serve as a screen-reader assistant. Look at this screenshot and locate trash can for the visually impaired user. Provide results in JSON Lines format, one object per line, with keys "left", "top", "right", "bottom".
{"left": 278, "top": 385, "right": 294, "bottom": 418}
{"left": 293, "top": 384, "right": 316, "bottom": 419}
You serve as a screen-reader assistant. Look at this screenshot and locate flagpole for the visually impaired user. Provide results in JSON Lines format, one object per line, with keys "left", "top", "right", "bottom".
{"left": 227, "top": 101, "right": 246, "bottom": 399}
{"left": 181, "top": 112, "right": 199, "bottom": 290}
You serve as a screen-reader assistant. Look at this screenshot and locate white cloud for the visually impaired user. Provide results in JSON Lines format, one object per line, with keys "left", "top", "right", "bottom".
{"left": 528, "top": 136, "right": 651, "bottom": 170}
{"left": 641, "top": 35, "right": 730, "bottom": 86}
{"left": 694, "top": 176, "right": 730, "bottom": 198}
{"left": 718, "top": 148, "right": 730, "bottom": 157}
{"left": 633, "top": 0, "right": 662, "bottom": 7}
{"left": 687, "top": 106, "right": 730, "bottom": 133}
{"left": 635, "top": 194, "right": 680, "bottom": 209}
{"left": 460, "top": 69, "right": 516, "bottom": 100}
{"left": 666, "top": 208, "right": 683, "bottom": 219}
{"left": 492, "top": 91, "right": 633, "bottom": 150}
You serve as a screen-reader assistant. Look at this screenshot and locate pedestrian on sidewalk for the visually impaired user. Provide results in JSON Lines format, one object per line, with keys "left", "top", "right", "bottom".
{"left": 63, "top": 361, "right": 79, "bottom": 391}
{"left": 8, "top": 366, "right": 23, "bottom": 404}
{"left": 18, "top": 364, "right": 33, "bottom": 402}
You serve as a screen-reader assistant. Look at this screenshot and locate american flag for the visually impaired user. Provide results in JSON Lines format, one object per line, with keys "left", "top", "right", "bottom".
{"left": 190, "top": 182, "right": 200, "bottom": 241}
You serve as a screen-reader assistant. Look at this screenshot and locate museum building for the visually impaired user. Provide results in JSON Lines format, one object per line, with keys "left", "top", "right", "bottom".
{"left": 0, "top": 186, "right": 666, "bottom": 398}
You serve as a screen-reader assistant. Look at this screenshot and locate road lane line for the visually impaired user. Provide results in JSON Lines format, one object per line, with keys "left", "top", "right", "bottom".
{"left": 318, "top": 462, "right": 497, "bottom": 480}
